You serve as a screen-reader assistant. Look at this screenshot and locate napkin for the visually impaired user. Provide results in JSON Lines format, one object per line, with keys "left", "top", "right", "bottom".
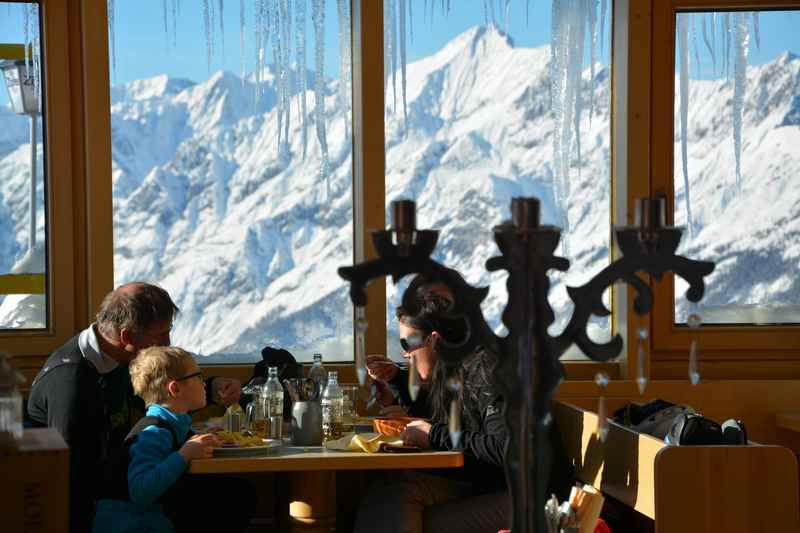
{"left": 324, "top": 432, "right": 404, "bottom": 453}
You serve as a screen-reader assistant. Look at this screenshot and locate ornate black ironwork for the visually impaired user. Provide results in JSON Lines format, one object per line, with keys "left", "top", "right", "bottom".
{"left": 338, "top": 196, "right": 715, "bottom": 533}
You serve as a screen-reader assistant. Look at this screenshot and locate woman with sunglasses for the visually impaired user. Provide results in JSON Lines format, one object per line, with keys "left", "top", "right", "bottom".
{"left": 356, "top": 289, "right": 515, "bottom": 533}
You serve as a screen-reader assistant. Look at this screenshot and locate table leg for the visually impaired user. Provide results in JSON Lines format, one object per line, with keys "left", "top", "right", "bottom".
{"left": 289, "top": 471, "right": 337, "bottom": 533}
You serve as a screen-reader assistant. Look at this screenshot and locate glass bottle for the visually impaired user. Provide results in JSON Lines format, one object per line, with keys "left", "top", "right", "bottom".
{"left": 224, "top": 402, "right": 245, "bottom": 433}
{"left": 308, "top": 353, "right": 327, "bottom": 401}
{"left": 246, "top": 390, "right": 267, "bottom": 438}
{"left": 265, "top": 366, "right": 284, "bottom": 440}
{"left": 321, "top": 371, "right": 344, "bottom": 443}
{"left": 0, "top": 352, "right": 23, "bottom": 449}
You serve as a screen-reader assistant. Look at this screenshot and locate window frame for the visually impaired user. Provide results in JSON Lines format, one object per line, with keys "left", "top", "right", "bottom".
{"left": 649, "top": 0, "right": 800, "bottom": 371}
{"left": 16, "top": 0, "right": 800, "bottom": 385}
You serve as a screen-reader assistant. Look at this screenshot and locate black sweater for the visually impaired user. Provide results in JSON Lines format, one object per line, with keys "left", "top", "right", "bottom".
{"left": 27, "top": 335, "right": 143, "bottom": 533}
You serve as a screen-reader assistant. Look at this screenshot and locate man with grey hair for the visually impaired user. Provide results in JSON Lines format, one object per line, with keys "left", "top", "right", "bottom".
{"left": 27, "top": 282, "right": 241, "bottom": 533}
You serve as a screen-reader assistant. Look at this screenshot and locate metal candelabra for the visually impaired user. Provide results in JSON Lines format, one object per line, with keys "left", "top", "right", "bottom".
{"left": 338, "top": 196, "right": 715, "bottom": 533}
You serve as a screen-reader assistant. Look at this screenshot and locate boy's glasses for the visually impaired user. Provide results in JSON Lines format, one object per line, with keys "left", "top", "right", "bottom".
{"left": 399, "top": 334, "right": 427, "bottom": 353}
{"left": 175, "top": 371, "right": 204, "bottom": 383}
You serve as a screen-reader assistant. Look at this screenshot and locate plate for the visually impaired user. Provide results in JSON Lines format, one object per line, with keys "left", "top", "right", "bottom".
{"left": 212, "top": 439, "right": 282, "bottom": 457}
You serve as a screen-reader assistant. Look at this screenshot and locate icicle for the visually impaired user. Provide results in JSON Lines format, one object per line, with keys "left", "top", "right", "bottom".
{"left": 210, "top": 0, "right": 217, "bottom": 63}
{"left": 599, "top": 0, "right": 607, "bottom": 56}
{"left": 163, "top": 0, "right": 169, "bottom": 50}
{"left": 710, "top": 13, "right": 717, "bottom": 73}
{"left": 23, "top": 4, "right": 41, "bottom": 113}
{"left": 203, "top": 0, "right": 213, "bottom": 72}
{"left": 751, "top": 12, "right": 760, "bottom": 51}
{"left": 687, "top": 314, "right": 702, "bottom": 385}
{"left": 595, "top": 372, "right": 609, "bottom": 442}
{"left": 172, "top": 0, "right": 178, "bottom": 48}
{"left": 691, "top": 14, "right": 701, "bottom": 78}
{"left": 678, "top": 14, "right": 694, "bottom": 235}
{"left": 722, "top": 13, "right": 731, "bottom": 80}
{"left": 312, "top": 0, "right": 330, "bottom": 190}
{"left": 108, "top": 0, "right": 117, "bottom": 81}
{"left": 254, "top": 0, "right": 263, "bottom": 103}
{"left": 483, "top": 0, "right": 488, "bottom": 26}
{"left": 588, "top": 0, "right": 597, "bottom": 125}
{"left": 240, "top": 0, "right": 246, "bottom": 88}
{"left": 391, "top": 0, "right": 398, "bottom": 113}
{"left": 409, "top": 0, "right": 413, "bottom": 43}
{"left": 733, "top": 12, "right": 749, "bottom": 192}
{"left": 399, "top": 0, "right": 408, "bottom": 133}
{"left": 283, "top": 0, "right": 293, "bottom": 152}
{"left": 296, "top": 0, "right": 309, "bottom": 159}
{"left": 408, "top": 355, "right": 420, "bottom": 401}
{"left": 355, "top": 307, "right": 368, "bottom": 386}
{"left": 526, "top": 0, "right": 530, "bottom": 27}
{"left": 219, "top": 0, "right": 225, "bottom": 60}
{"left": 337, "top": 0, "right": 352, "bottom": 138}
{"left": 636, "top": 327, "right": 648, "bottom": 395}
{"left": 504, "top": 0, "right": 511, "bottom": 34}
{"left": 702, "top": 14, "right": 715, "bottom": 74}
{"left": 270, "top": 0, "right": 287, "bottom": 153}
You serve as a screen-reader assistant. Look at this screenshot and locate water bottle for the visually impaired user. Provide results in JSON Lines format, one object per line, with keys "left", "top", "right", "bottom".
{"left": 321, "top": 371, "right": 344, "bottom": 443}
{"left": 308, "top": 353, "right": 326, "bottom": 401}
{"left": 265, "top": 367, "right": 284, "bottom": 440}
{"left": 0, "top": 352, "right": 23, "bottom": 449}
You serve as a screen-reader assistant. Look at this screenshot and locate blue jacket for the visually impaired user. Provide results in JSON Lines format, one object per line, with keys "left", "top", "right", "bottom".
{"left": 93, "top": 404, "right": 192, "bottom": 533}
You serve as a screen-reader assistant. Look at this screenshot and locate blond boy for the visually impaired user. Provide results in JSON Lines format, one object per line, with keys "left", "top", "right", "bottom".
{"left": 93, "top": 347, "right": 219, "bottom": 533}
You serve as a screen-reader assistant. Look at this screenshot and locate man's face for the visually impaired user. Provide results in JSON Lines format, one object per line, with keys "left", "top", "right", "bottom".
{"left": 132, "top": 320, "right": 172, "bottom": 351}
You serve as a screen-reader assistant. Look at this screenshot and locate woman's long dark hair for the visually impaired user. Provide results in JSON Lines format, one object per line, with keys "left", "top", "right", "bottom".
{"left": 396, "top": 288, "right": 467, "bottom": 424}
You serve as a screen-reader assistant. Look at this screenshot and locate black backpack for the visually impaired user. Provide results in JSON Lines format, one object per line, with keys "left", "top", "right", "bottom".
{"left": 99, "top": 416, "right": 182, "bottom": 501}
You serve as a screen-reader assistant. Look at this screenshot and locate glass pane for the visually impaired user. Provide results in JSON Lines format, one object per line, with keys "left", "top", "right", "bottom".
{"left": 110, "top": 1, "right": 353, "bottom": 362}
{"left": 673, "top": 10, "right": 800, "bottom": 325}
{"left": 383, "top": 1, "right": 613, "bottom": 360}
{"left": 0, "top": 2, "right": 48, "bottom": 330}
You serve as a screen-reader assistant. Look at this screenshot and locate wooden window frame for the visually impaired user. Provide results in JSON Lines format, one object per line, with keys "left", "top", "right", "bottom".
{"left": 648, "top": 0, "right": 800, "bottom": 378}
{"left": 26, "top": 0, "right": 800, "bottom": 386}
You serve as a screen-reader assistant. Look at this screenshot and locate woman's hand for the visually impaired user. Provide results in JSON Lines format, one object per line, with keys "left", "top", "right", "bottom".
{"left": 179, "top": 433, "right": 219, "bottom": 462}
{"left": 366, "top": 354, "right": 399, "bottom": 382}
{"left": 400, "top": 420, "right": 432, "bottom": 448}
{"left": 211, "top": 377, "right": 242, "bottom": 405}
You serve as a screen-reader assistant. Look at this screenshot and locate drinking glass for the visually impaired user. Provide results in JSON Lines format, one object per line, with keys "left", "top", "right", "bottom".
{"left": 340, "top": 384, "right": 359, "bottom": 433}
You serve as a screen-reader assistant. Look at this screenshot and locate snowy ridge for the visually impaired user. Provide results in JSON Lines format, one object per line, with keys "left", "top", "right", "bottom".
{"left": 1, "top": 26, "right": 798, "bottom": 360}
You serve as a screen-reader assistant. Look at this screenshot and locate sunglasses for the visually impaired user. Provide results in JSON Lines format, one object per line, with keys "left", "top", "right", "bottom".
{"left": 175, "top": 371, "right": 204, "bottom": 383}
{"left": 400, "top": 334, "right": 427, "bottom": 353}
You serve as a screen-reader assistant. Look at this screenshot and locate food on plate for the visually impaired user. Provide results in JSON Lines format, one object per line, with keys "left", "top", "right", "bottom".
{"left": 372, "top": 417, "right": 424, "bottom": 437}
{"left": 215, "top": 431, "right": 265, "bottom": 448}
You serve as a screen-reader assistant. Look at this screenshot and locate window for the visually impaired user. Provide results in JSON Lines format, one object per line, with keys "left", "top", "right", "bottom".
{"left": 0, "top": 2, "right": 48, "bottom": 330}
{"left": 672, "top": 9, "right": 800, "bottom": 327}
{"left": 382, "top": 1, "right": 613, "bottom": 360}
{"left": 108, "top": 1, "right": 353, "bottom": 362}
{"left": 650, "top": 1, "right": 800, "bottom": 362}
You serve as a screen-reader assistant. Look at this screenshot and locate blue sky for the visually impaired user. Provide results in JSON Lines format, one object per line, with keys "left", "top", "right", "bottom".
{"left": 0, "top": 2, "right": 798, "bottom": 106}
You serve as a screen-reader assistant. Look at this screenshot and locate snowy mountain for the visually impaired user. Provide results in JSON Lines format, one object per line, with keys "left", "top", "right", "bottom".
{"left": 0, "top": 26, "right": 798, "bottom": 360}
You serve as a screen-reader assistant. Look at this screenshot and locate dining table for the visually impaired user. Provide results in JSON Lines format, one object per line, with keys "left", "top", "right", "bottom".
{"left": 189, "top": 442, "right": 464, "bottom": 533}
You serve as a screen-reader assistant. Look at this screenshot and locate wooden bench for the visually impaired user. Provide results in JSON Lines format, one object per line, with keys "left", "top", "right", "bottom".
{"left": 554, "top": 401, "right": 799, "bottom": 532}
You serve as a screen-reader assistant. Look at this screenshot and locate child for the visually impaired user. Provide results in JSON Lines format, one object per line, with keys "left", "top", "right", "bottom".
{"left": 93, "top": 346, "right": 219, "bottom": 533}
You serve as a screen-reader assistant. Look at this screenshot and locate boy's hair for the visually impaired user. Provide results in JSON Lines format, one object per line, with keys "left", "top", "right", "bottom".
{"left": 129, "top": 346, "right": 195, "bottom": 405}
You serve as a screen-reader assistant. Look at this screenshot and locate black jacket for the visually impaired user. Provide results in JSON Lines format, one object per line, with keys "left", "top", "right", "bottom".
{"left": 27, "top": 335, "right": 143, "bottom": 533}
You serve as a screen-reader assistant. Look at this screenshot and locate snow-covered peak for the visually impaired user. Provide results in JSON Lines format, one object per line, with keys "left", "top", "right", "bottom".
{"left": 111, "top": 74, "right": 195, "bottom": 103}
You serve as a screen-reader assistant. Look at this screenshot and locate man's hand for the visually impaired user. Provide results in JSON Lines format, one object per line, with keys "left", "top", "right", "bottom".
{"left": 211, "top": 377, "right": 242, "bottom": 406}
{"left": 400, "top": 419, "right": 432, "bottom": 448}
{"left": 366, "top": 354, "right": 399, "bottom": 382}
{"left": 179, "top": 433, "right": 219, "bottom": 462}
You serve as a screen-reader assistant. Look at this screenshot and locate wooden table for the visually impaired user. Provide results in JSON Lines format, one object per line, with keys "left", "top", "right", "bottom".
{"left": 189, "top": 445, "right": 463, "bottom": 533}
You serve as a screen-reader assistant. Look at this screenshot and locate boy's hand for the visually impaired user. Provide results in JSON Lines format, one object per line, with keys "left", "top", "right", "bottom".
{"left": 179, "top": 433, "right": 219, "bottom": 462}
